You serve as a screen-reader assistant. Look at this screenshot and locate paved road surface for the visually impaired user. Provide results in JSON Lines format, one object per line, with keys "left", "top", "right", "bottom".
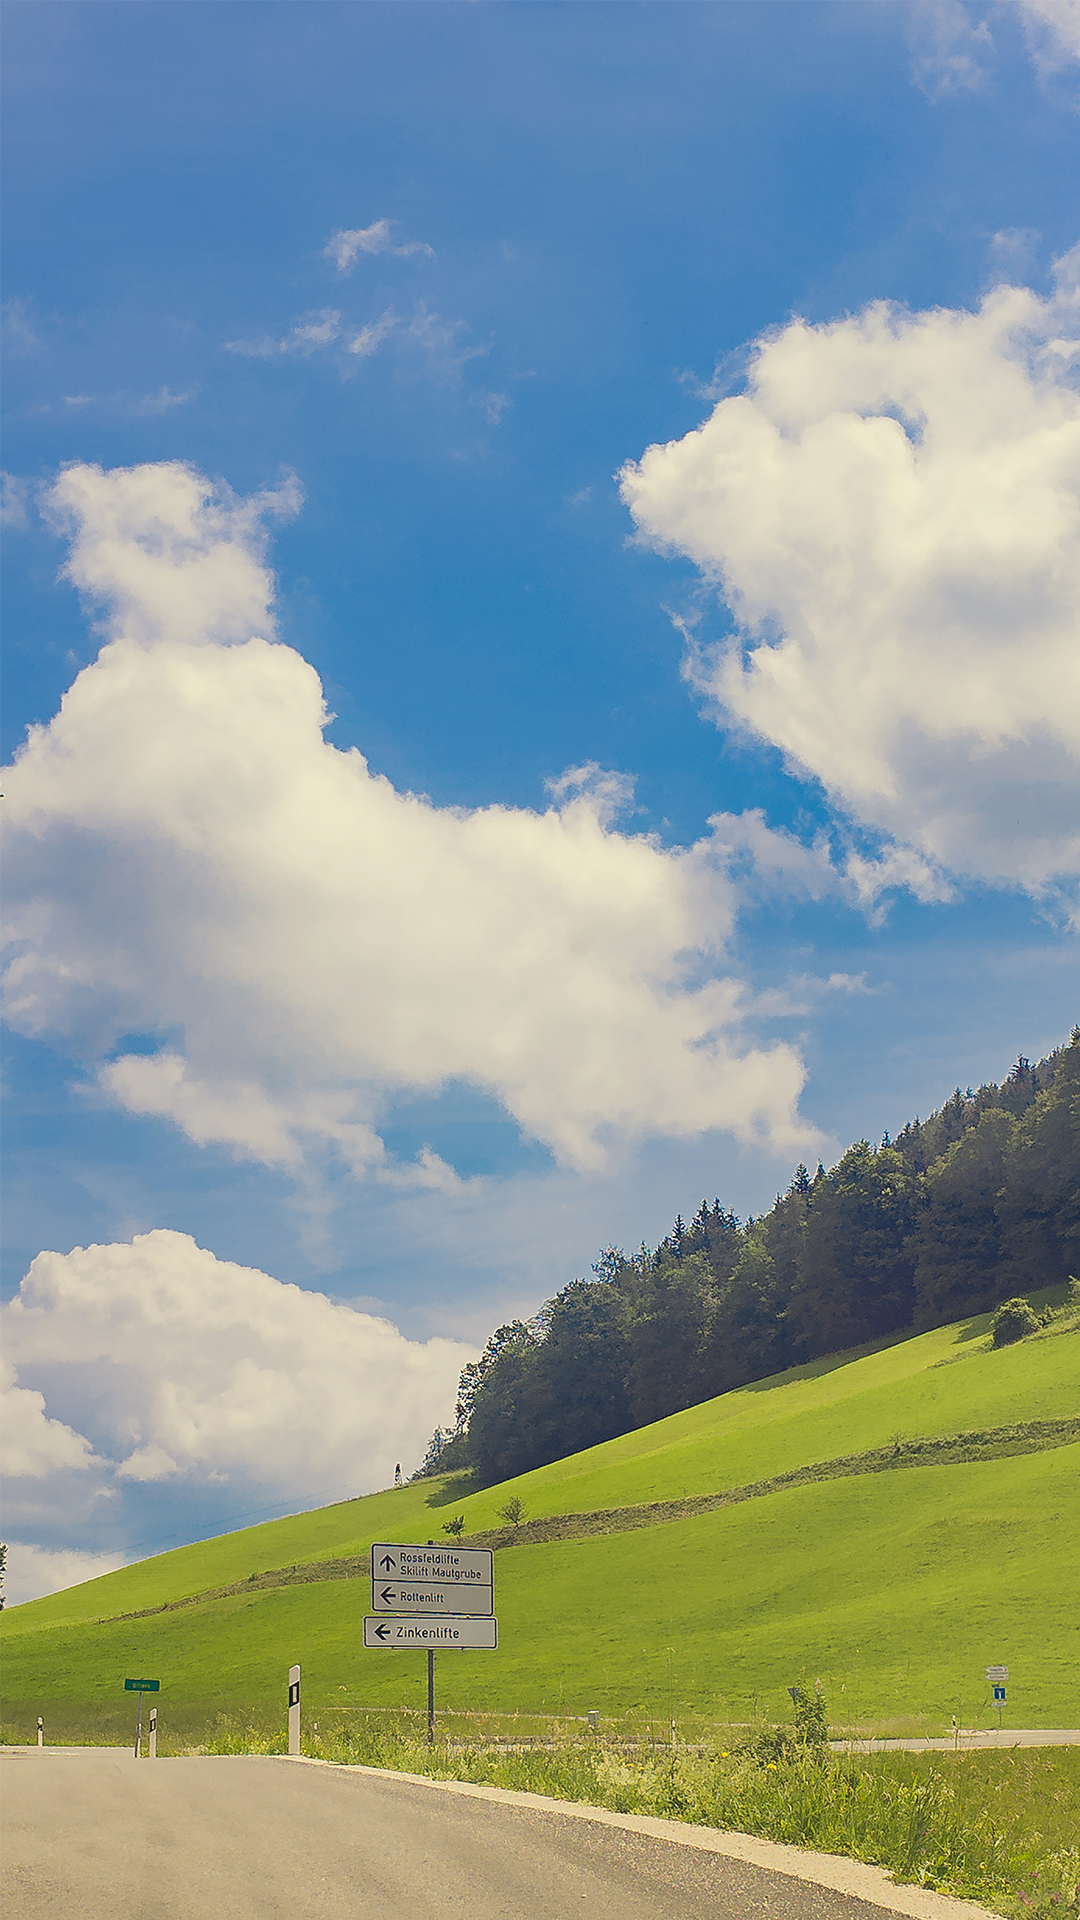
{"left": 1, "top": 1748, "right": 972, "bottom": 1920}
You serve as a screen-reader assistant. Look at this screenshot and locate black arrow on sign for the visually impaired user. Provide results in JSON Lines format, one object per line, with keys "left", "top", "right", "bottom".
{"left": 379, "top": 1554, "right": 396, "bottom": 1571}
{"left": 380, "top": 1587, "right": 396, "bottom": 1605}
{"left": 374, "top": 1622, "right": 391, "bottom": 1641}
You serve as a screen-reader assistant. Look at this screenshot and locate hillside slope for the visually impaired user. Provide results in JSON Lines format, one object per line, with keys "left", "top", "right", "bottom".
{"left": 3, "top": 1307, "right": 1077, "bottom": 1730}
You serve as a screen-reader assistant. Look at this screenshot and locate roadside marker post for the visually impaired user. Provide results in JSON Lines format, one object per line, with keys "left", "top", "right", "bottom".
{"left": 288, "top": 1665, "right": 301, "bottom": 1757}
{"left": 149, "top": 1707, "right": 157, "bottom": 1758}
{"left": 37, "top": 1717, "right": 43, "bottom": 1749}
{"left": 368, "top": 1543, "right": 498, "bottom": 1746}
{"left": 124, "top": 1679, "right": 160, "bottom": 1758}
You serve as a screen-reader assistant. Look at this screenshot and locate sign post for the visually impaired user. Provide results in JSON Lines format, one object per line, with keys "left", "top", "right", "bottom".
{"left": 288, "top": 1664, "right": 301, "bottom": 1757}
{"left": 367, "top": 1544, "right": 498, "bottom": 1746}
{"left": 124, "top": 1679, "right": 160, "bottom": 1758}
{"left": 985, "top": 1665, "right": 1008, "bottom": 1730}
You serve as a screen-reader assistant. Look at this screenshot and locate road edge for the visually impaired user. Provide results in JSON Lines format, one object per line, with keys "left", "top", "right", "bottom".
{"left": 273, "top": 1755, "right": 998, "bottom": 1920}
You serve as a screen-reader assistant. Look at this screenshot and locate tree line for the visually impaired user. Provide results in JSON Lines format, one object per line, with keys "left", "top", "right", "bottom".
{"left": 418, "top": 1030, "right": 1079, "bottom": 1487}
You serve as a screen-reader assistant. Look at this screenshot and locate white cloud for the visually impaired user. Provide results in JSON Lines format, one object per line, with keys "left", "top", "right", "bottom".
{"left": 3, "top": 1230, "right": 473, "bottom": 1502}
{"left": 1, "top": 471, "right": 31, "bottom": 529}
{"left": 1, "top": 297, "right": 41, "bottom": 355}
{"left": 988, "top": 228, "right": 1042, "bottom": 284}
{"left": 224, "top": 300, "right": 481, "bottom": 386}
{"left": 404, "top": 303, "right": 488, "bottom": 380}
{"left": 0, "top": 1362, "right": 98, "bottom": 1478}
{"left": 621, "top": 254, "right": 1080, "bottom": 905}
{"left": 2, "top": 1541, "right": 129, "bottom": 1608}
{"left": 41, "top": 458, "right": 301, "bottom": 650}
{"left": 346, "top": 309, "right": 398, "bottom": 358}
{"left": 324, "top": 220, "right": 433, "bottom": 271}
{"left": 3, "top": 459, "right": 810, "bottom": 1177}
{"left": 134, "top": 385, "right": 194, "bottom": 416}
{"left": 1015, "top": 0, "right": 1080, "bottom": 65}
{"left": 905, "top": 0, "right": 1080, "bottom": 89}
{"left": 225, "top": 308, "right": 343, "bottom": 359}
{"left": 905, "top": 0, "right": 994, "bottom": 98}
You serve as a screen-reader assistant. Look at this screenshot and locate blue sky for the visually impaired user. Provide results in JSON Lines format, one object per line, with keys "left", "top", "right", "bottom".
{"left": 2, "top": 0, "right": 1078, "bottom": 1602}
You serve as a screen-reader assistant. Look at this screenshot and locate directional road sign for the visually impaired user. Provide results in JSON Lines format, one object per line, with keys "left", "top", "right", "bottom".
{"left": 371, "top": 1543, "right": 493, "bottom": 1589}
{"left": 363, "top": 1616, "right": 498, "bottom": 1650}
{"left": 985, "top": 1665, "right": 1009, "bottom": 1684}
{"left": 124, "top": 1678, "right": 160, "bottom": 1692}
{"left": 371, "top": 1579, "right": 493, "bottom": 1615}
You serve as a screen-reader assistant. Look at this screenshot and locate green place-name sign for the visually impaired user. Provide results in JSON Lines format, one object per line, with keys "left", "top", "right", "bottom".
{"left": 124, "top": 1678, "right": 160, "bottom": 1692}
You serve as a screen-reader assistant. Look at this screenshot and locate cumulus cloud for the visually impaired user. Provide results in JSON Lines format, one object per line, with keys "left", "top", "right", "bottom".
{"left": 3, "top": 460, "right": 810, "bottom": 1177}
{"left": 3, "top": 1542, "right": 129, "bottom": 1608}
{"left": 1, "top": 1362, "right": 98, "bottom": 1479}
{"left": 3, "top": 1231, "right": 474, "bottom": 1504}
{"left": 621, "top": 253, "right": 1080, "bottom": 905}
{"left": 324, "top": 220, "right": 433, "bottom": 270}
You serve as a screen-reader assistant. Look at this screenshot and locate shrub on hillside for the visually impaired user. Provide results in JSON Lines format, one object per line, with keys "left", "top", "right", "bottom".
{"left": 990, "top": 1297, "right": 1041, "bottom": 1347}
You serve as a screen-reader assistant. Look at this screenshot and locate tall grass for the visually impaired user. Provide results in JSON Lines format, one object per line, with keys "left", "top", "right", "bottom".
{"left": 194, "top": 1716, "right": 1079, "bottom": 1920}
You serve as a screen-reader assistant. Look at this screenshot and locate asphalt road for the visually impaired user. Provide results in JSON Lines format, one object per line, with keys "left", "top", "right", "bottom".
{"left": 2, "top": 1748, "right": 932, "bottom": 1920}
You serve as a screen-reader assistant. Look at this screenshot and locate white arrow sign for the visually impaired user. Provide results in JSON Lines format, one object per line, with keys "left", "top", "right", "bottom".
{"left": 363, "top": 1615, "right": 498, "bottom": 1649}
{"left": 371, "top": 1579, "right": 493, "bottom": 1615}
{"left": 985, "top": 1665, "right": 1009, "bottom": 1683}
{"left": 371, "top": 1543, "right": 493, "bottom": 1587}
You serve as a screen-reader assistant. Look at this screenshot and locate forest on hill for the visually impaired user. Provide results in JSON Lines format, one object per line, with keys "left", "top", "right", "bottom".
{"left": 419, "top": 1030, "right": 1080, "bottom": 1487}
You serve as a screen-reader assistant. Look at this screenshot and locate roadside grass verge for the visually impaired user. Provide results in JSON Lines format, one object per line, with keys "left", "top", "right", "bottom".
{"left": 196, "top": 1717, "right": 1080, "bottom": 1919}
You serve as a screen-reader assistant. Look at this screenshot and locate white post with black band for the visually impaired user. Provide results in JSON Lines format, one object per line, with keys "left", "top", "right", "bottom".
{"left": 288, "top": 1664, "right": 301, "bottom": 1757}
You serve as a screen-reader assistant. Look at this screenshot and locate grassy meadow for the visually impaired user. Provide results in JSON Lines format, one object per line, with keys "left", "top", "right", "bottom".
{"left": 4, "top": 1302, "right": 1077, "bottom": 1736}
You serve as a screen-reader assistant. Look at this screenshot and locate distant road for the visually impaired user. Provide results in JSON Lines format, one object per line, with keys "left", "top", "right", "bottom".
{"left": 1, "top": 1747, "right": 991, "bottom": 1920}
{"left": 833, "top": 1729, "right": 1080, "bottom": 1752}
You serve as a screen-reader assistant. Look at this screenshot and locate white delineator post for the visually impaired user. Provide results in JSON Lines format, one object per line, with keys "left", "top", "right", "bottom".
{"left": 288, "top": 1665, "right": 301, "bottom": 1757}
{"left": 37, "top": 1717, "right": 44, "bottom": 1749}
{"left": 149, "top": 1707, "right": 157, "bottom": 1759}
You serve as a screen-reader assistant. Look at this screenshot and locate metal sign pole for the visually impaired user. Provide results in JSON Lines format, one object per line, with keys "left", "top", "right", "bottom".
{"left": 134, "top": 1691, "right": 144, "bottom": 1760}
{"left": 288, "top": 1665, "right": 301, "bottom": 1757}
{"left": 427, "top": 1649, "right": 435, "bottom": 1746}
{"left": 149, "top": 1707, "right": 158, "bottom": 1758}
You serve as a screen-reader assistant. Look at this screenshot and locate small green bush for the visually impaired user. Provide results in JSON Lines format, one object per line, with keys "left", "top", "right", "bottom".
{"left": 991, "top": 1298, "right": 1041, "bottom": 1347}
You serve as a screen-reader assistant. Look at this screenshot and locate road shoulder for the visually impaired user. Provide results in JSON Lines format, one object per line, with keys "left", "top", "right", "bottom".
{"left": 274, "top": 1755, "right": 998, "bottom": 1920}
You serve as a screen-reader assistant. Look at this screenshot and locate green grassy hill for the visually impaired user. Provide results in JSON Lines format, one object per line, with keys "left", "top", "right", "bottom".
{"left": 4, "top": 1302, "right": 1078, "bottom": 1736}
